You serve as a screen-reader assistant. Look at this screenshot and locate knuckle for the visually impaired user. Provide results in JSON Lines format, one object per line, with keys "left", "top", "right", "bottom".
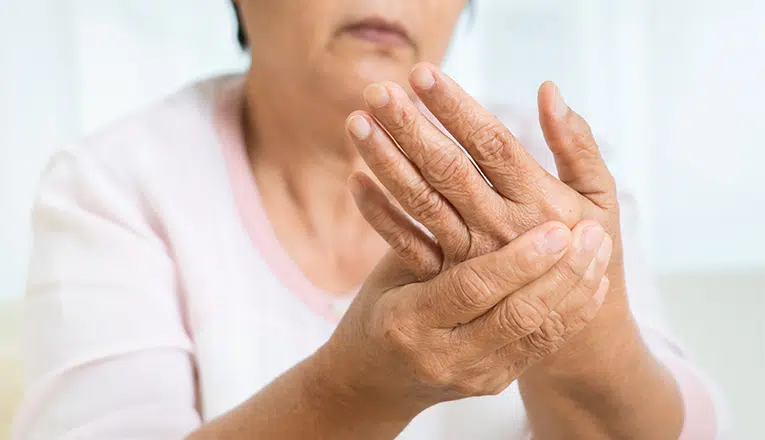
{"left": 499, "top": 296, "right": 547, "bottom": 338}
{"left": 404, "top": 184, "right": 445, "bottom": 222}
{"left": 544, "top": 310, "right": 567, "bottom": 337}
{"left": 449, "top": 266, "right": 494, "bottom": 313}
{"left": 390, "top": 231, "right": 417, "bottom": 259}
{"left": 506, "top": 247, "right": 545, "bottom": 282}
{"left": 421, "top": 146, "right": 469, "bottom": 186}
{"left": 570, "top": 124, "right": 597, "bottom": 151}
{"left": 464, "top": 121, "right": 513, "bottom": 163}
{"left": 389, "top": 102, "right": 419, "bottom": 133}
{"left": 526, "top": 312, "right": 566, "bottom": 355}
{"left": 555, "top": 303, "right": 594, "bottom": 341}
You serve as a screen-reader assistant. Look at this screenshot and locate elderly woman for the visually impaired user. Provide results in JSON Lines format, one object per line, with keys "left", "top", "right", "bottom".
{"left": 13, "top": 1, "right": 719, "bottom": 439}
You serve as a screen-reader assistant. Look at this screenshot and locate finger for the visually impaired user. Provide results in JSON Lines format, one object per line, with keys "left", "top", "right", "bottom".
{"left": 537, "top": 82, "right": 617, "bottom": 209}
{"left": 492, "top": 275, "right": 609, "bottom": 367}
{"left": 416, "top": 221, "right": 573, "bottom": 327}
{"left": 409, "top": 63, "right": 553, "bottom": 204}
{"left": 349, "top": 172, "right": 443, "bottom": 281}
{"left": 363, "top": 82, "right": 509, "bottom": 235}
{"left": 455, "top": 221, "right": 608, "bottom": 350}
{"left": 346, "top": 112, "right": 471, "bottom": 259}
{"left": 513, "top": 240, "right": 611, "bottom": 361}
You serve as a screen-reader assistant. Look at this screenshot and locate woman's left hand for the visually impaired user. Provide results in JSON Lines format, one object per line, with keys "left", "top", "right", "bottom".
{"left": 345, "top": 62, "right": 636, "bottom": 374}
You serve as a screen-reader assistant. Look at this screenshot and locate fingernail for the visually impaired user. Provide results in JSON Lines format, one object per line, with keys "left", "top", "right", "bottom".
{"left": 593, "top": 276, "right": 609, "bottom": 305}
{"left": 347, "top": 115, "right": 371, "bottom": 140}
{"left": 364, "top": 84, "right": 390, "bottom": 108}
{"left": 585, "top": 237, "right": 613, "bottom": 280}
{"left": 410, "top": 65, "right": 436, "bottom": 90}
{"left": 554, "top": 85, "right": 569, "bottom": 119}
{"left": 597, "top": 236, "right": 613, "bottom": 265}
{"left": 539, "top": 226, "right": 569, "bottom": 254}
{"left": 582, "top": 224, "right": 604, "bottom": 253}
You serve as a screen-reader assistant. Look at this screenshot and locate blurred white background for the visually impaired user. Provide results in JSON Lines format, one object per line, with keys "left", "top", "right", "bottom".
{"left": 1, "top": 0, "right": 763, "bottom": 438}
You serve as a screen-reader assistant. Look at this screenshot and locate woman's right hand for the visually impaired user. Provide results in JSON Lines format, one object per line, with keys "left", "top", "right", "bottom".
{"left": 315, "top": 217, "right": 611, "bottom": 420}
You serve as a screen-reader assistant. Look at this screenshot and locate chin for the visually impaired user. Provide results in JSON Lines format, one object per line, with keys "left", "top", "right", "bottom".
{"left": 315, "top": 54, "right": 417, "bottom": 115}
{"left": 357, "top": 56, "right": 414, "bottom": 91}
{"left": 333, "top": 60, "right": 417, "bottom": 113}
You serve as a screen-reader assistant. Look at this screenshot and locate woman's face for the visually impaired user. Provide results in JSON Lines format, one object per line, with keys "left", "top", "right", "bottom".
{"left": 237, "top": 0, "right": 467, "bottom": 108}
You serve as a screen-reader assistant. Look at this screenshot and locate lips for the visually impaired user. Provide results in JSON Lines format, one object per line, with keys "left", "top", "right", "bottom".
{"left": 340, "top": 17, "right": 413, "bottom": 48}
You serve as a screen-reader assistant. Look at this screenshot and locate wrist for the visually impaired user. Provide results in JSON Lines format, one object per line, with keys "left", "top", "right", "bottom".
{"left": 519, "top": 314, "right": 675, "bottom": 408}
{"left": 519, "top": 326, "right": 685, "bottom": 438}
{"left": 306, "top": 344, "right": 424, "bottom": 428}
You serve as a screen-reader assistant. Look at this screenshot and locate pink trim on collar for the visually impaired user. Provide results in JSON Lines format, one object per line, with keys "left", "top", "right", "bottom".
{"left": 213, "top": 78, "right": 353, "bottom": 323}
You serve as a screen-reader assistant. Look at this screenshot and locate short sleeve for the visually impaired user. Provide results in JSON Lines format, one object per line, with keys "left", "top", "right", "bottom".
{"left": 12, "top": 149, "right": 202, "bottom": 440}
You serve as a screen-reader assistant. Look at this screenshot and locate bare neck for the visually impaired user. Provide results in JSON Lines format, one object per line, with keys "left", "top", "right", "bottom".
{"left": 241, "top": 71, "right": 386, "bottom": 292}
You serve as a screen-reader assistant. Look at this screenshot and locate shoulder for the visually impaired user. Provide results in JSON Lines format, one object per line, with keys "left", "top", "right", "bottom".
{"left": 40, "top": 75, "right": 245, "bottom": 204}
{"left": 59, "top": 75, "right": 243, "bottom": 181}
{"left": 34, "top": 75, "right": 246, "bottom": 237}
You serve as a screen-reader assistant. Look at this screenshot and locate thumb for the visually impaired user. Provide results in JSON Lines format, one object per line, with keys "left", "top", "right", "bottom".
{"left": 537, "top": 81, "right": 617, "bottom": 209}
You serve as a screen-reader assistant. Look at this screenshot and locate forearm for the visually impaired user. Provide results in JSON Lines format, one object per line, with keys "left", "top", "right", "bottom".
{"left": 187, "top": 351, "right": 417, "bottom": 440}
{"left": 519, "top": 319, "right": 684, "bottom": 439}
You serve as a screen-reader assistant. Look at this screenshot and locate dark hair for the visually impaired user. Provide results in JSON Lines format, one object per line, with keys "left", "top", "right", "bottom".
{"left": 233, "top": 3, "right": 248, "bottom": 49}
{"left": 232, "top": 1, "right": 474, "bottom": 51}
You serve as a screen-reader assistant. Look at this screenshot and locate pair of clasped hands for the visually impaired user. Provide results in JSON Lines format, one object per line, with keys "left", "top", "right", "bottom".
{"left": 324, "top": 63, "right": 632, "bottom": 415}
